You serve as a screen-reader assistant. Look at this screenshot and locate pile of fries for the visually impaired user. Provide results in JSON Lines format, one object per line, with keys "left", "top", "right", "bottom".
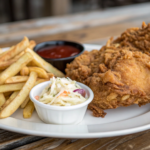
{"left": 0, "top": 37, "right": 64, "bottom": 119}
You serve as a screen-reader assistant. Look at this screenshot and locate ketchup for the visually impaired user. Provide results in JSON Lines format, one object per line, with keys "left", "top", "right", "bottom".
{"left": 37, "top": 45, "right": 80, "bottom": 59}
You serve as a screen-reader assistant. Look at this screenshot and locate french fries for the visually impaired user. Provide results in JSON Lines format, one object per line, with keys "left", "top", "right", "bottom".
{"left": 20, "top": 78, "right": 49, "bottom": 109}
{"left": 47, "top": 73, "right": 54, "bottom": 78}
{"left": 0, "top": 37, "right": 29, "bottom": 62}
{"left": 0, "top": 83, "right": 24, "bottom": 92}
{"left": 25, "top": 48, "right": 65, "bottom": 77}
{"left": 13, "top": 51, "right": 24, "bottom": 60}
{"left": 0, "top": 52, "right": 33, "bottom": 84}
{"left": 28, "top": 40, "right": 36, "bottom": 50}
{"left": 0, "top": 58, "right": 18, "bottom": 70}
{"left": 5, "top": 76, "right": 49, "bottom": 84}
{"left": 35, "top": 79, "right": 49, "bottom": 84}
{"left": 20, "top": 66, "right": 29, "bottom": 76}
{"left": 0, "top": 46, "right": 14, "bottom": 58}
{"left": 0, "top": 93, "right": 6, "bottom": 107}
{"left": 0, "top": 72, "right": 37, "bottom": 118}
{"left": 23, "top": 100, "right": 35, "bottom": 118}
{"left": 28, "top": 67, "right": 49, "bottom": 79}
{"left": 27, "top": 61, "right": 37, "bottom": 67}
{"left": 0, "top": 36, "right": 64, "bottom": 119}
{"left": 21, "top": 96, "right": 30, "bottom": 109}
{"left": 5, "top": 76, "right": 29, "bottom": 84}
{"left": 1, "top": 91, "right": 19, "bottom": 110}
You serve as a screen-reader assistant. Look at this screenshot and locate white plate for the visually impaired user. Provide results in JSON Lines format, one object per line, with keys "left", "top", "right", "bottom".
{"left": 0, "top": 44, "right": 150, "bottom": 138}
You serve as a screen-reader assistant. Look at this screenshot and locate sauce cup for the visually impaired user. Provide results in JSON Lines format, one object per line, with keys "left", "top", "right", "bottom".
{"left": 30, "top": 81, "right": 94, "bottom": 125}
{"left": 34, "top": 40, "right": 84, "bottom": 73}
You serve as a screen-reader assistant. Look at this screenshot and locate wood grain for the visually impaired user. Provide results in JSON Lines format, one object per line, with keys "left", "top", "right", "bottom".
{"left": 0, "top": 130, "right": 44, "bottom": 150}
{"left": 0, "top": 2, "right": 150, "bottom": 45}
{"left": 11, "top": 130, "right": 150, "bottom": 150}
{"left": 0, "top": 3, "right": 150, "bottom": 150}
{"left": 1, "top": 15, "right": 150, "bottom": 48}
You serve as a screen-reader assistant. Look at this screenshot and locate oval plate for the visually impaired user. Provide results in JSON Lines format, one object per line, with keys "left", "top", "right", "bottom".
{"left": 0, "top": 44, "right": 150, "bottom": 138}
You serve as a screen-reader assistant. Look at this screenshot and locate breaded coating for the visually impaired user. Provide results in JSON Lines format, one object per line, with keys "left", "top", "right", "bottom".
{"left": 113, "top": 22, "right": 150, "bottom": 55}
{"left": 66, "top": 47, "right": 150, "bottom": 117}
{"left": 66, "top": 22, "right": 150, "bottom": 117}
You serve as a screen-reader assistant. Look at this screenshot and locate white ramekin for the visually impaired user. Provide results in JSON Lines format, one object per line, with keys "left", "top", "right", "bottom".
{"left": 30, "top": 81, "right": 94, "bottom": 125}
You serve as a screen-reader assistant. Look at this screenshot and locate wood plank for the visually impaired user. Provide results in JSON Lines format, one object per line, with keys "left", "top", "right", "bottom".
{"left": 0, "top": 129, "right": 7, "bottom": 134}
{"left": 51, "top": 131, "right": 150, "bottom": 150}
{"left": 0, "top": 131, "right": 25, "bottom": 143}
{"left": 0, "top": 3, "right": 150, "bottom": 43}
{"left": 13, "top": 130, "right": 150, "bottom": 150}
{"left": 84, "top": 131, "right": 150, "bottom": 150}
{"left": 112, "top": 130, "right": 150, "bottom": 150}
{"left": 0, "top": 15, "right": 149, "bottom": 48}
{"left": 0, "top": 2, "right": 149, "bottom": 32}
{"left": 0, "top": 130, "right": 45, "bottom": 150}
{"left": 13, "top": 138, "right": 61, "bottom": 150}
{"left": 14, "top": 138, "right": 67, "bottom": 150}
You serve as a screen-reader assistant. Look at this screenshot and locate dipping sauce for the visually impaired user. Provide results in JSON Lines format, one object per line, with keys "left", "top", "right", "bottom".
{"left": 37, "top": 45, "right": 80, "bottom": 59}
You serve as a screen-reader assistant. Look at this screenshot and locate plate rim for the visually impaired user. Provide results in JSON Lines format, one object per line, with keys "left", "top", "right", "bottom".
{"left": 0, "top": 112, "right": 150, "bottom": 138}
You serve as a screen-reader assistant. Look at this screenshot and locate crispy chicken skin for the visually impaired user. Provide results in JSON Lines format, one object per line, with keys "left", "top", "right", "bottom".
{"left": 65, "top": 22, "right": 150, "bottom": 117}
{"left": 113, "top": 22, "right": 150, "bottom": 55}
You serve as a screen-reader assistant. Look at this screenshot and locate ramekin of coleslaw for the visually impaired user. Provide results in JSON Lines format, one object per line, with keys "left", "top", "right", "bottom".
{"left": 30, "top": 77, "right": 94, "bottom": 124}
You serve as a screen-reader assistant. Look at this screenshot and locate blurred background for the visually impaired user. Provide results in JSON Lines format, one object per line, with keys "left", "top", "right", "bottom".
{"left": 0, "top": 0, "right": 150, "bottom": 23}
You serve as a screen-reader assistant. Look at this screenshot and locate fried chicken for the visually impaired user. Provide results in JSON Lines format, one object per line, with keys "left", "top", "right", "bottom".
{"left": 65, "top": 22, "right": 150, "bottom": 117}
{"left": 113, "top": 22, "right": 150, "bottom": 55}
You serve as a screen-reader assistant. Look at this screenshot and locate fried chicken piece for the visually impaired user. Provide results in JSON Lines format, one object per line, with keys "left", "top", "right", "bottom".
{"left": 113, "top": 22, "right": 150, "bottom": 55}
{"left": 66, "top": 47, "right": 150, "bottom": 117}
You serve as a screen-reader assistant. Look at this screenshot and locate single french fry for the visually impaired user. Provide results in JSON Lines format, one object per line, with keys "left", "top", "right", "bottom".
{"left": 1, "top": 91, "right": 19, "bottom": 110}
{"left": 28, "top": 67, "right": 49, "bottom": 79}
{"left": 0, "top": 58, "right": 18, "bottom": 70}
{"left": 13, "top": 40, "right": 35, "bottom": 60}
{"left": 0, "top": 46, "right": 15, "bottom": 58}
{"left": 23, "top": 100, "right": 35, "bottom": 118}
{"left": 28, "top": 40, "right": 36, "bottom": 50}
{"left": 5, "top": 76, "right": 29, "bottom": 84}
{"left": 0, "top": 83, "right": 24, "bottom": 93}
{"left": 0, "top": 51, "right": 7, "bottom": 57}
{"left": 27, "top": 61, "right": 37, "bottom": 67}
{"left": 0, "top": 37, "right": 29, "bottom": 62}
{"left": 0, "top": 93, "right": 6, "bottom": 107}
{"left": 36, "top": 79, "right": 49, "bottom": 84}
{"left": 13, "top": 51, "right": 24, "bottom": 60}
{"left": 25, "top": 48, "right": 64, "bottom": 77}
{"left": 0, "top": 71, "right": 37, "bottom": 118}
{"left": 20, "top": 66, "right": 29, "bottom": 76}
{"left": 21, "top": 78, "right": 48, "bottom": 108}
{"left": 47, "top": 73, "right": 54, "bottom": 78}
{"left": 21, "top": 78, "right": 49, "bottom": 108}
{"left": 21, "top": 96, "right": 30, "bottom": 109}
{"left": 0, "top": 52, "right": 33, "bottom": 84}
{"left": 5, "top": 76, "right": 48, "bottom": 84}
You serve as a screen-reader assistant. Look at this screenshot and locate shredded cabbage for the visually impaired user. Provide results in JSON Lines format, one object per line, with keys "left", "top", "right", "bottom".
{"left": 38, "top": 77, "right": 87, "bottom": 106}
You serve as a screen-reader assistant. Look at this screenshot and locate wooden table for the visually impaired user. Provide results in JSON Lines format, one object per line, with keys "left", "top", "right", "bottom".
{"left": 0, "top": 2, "right": 150, "bottom": 150}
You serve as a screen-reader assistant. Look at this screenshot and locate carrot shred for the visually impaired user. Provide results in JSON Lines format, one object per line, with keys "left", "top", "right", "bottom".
{"left": 58, "top": 91, "right": 70, "bottom": 98}
{"left": 35, "top": 96, "right": 39, "bottom": 100}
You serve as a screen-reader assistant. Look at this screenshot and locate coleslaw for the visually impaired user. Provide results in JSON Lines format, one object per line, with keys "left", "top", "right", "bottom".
{"left": 36, "top": 77, "right": 87, "bottom": 106}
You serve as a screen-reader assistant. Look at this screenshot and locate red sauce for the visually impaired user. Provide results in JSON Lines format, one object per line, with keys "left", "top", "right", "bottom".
{"left": 37, "top": 45, "right": 80, "bottom": 59}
